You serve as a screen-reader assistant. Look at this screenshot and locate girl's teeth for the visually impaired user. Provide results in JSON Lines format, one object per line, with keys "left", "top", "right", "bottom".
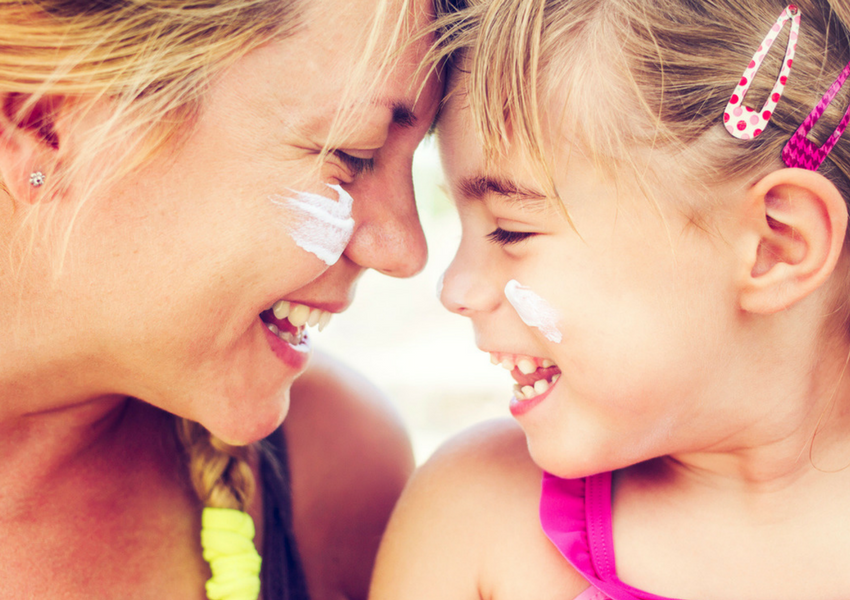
{"left": 511, "top": 372, "right": 560, "bottom": 402}
{"left": 288, "top": 304, "right": 311, "bottom": 327}
{"left": 500, "top": 357, "right": 516, "bottom": 371}
{"left": 490, "top": 353, "right": 500, "bottom": 365}
{"left": 267, "top": 323, "right": 280, "bottom": 335}
{"left": 307, "top": 308, "right": 322, "bottom": 327}
{"left": 517, "top": 358, "right": 537, "bottom": 375}
{"left": 542, "top": 359, "right": 555, "bottom": 368}
{"left": 273, "top": 300, "right": 290, "bottom": 320}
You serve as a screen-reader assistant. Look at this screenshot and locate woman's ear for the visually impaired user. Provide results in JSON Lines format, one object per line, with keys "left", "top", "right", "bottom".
{"left": 0, "top": 92, "right": 63, "bottom": 204}
{"left": 737, "top": 167, "right": 848, "bottom": 314}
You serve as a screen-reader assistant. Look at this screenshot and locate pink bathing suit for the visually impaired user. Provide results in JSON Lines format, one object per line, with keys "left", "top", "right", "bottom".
{"left": 539, "top": 472, "right": 685, "bottom": 600}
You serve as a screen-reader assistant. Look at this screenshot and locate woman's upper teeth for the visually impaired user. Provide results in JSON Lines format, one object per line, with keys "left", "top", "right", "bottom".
{"left": 272, "top": 300, "right": 333, "bottom": 332}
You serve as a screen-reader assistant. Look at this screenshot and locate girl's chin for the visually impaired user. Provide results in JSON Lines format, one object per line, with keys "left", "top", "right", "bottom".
{"left": 525, "top": 434, "right": 618, "bottom": 480}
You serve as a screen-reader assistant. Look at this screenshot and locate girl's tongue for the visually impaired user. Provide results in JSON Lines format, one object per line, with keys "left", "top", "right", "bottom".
{"left": 511, "top": 364, "right": 562, "bottom": 387}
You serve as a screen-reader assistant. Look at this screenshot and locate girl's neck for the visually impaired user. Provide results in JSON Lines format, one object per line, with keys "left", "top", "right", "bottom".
{"left": 665, "top": 331, "right": 850, "bottom": 488}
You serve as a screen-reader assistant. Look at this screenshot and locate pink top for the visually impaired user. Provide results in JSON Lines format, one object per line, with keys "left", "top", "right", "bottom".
{"left": 539, "top": 472, "right": 684, "bottom": 600}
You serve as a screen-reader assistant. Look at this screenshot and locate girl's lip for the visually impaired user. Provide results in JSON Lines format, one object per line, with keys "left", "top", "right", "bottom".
{"left": 262, "top": 319, "right": 312, "bottom": 370}
{"left": 509, "top": 377, "right": 558, "bottom": 417}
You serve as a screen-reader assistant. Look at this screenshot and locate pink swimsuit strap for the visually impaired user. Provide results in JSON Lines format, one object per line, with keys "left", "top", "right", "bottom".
{"left": 539, "top": 472, "right": 682, "bottom": 600}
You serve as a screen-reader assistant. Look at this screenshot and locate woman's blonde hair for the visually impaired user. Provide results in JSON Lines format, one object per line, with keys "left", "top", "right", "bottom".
{"left": 1, "top": 0, "right": 305, "bottom": 514}
{"left": 1, "top": 0, "right": 412, "bottom": 514}
{"left": 434, "top": 0, "right": 850, "bottom": 212}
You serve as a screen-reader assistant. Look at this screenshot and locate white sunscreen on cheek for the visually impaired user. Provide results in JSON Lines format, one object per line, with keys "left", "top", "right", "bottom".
{"left": 269, "top": 184, "right": 355, "bottom": 266}
{"left": 504, "top": 279, "right": 563, "bottom": 343}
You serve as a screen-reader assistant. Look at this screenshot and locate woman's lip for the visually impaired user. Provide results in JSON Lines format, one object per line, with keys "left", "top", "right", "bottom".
{"left": 262, "top": 319, "right": 311, "bottom": 370}
{"left": 509, "top": 377, "right": 558, "bottom": 417}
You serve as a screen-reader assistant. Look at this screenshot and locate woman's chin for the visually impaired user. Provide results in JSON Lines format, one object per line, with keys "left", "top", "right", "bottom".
{"left": 201, "top": 389, "right": 292, "bottom": 446}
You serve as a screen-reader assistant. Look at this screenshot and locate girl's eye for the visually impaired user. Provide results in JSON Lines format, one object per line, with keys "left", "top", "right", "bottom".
{"left": 333, "top": 150, "right": 375, "bottom": 177}
{"left": 486, "top": 228, "right": 535, "bottom": 246}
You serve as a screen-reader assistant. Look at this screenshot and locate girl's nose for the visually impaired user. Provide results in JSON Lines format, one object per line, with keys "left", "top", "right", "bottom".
{"left": 439, "top": 248, "right": 501, "bottom": 316}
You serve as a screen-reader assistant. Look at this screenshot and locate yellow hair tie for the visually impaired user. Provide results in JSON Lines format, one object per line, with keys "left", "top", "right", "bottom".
{"left": 201, "top": 507, "right": 262, "bottom": 600}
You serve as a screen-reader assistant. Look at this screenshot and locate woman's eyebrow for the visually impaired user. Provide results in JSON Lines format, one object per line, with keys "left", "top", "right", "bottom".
{"left": 391, "top": 102, "right": 417, "bottom": 128}
{"left": 373, "top": 98, "right": 417, "bottom": 128}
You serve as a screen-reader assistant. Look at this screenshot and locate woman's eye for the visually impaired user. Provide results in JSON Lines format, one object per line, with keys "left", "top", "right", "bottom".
{"left": 486, "top": 228, "right": 535, "bottom": 246}
{"left": 332, "top": 150, "right": 375, "bottom": 177}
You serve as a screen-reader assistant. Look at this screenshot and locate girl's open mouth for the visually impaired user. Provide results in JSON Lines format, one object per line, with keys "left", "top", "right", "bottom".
{"left": 489, "top": 352, "right": 562, "bottom": 402}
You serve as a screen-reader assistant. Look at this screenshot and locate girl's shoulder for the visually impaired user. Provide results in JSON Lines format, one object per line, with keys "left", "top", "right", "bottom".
{"left": 282, "top": 350, "right": 415, "bottom": 600}
{"left": 369, "top": 418, "right": 589, "bottom": 600}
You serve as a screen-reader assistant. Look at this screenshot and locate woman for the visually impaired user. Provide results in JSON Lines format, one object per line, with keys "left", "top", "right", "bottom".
{"left": 0, "top": 0, "right": 439, "bottom": 597}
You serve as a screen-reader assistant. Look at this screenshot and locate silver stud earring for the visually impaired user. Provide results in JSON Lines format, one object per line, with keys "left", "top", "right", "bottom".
{"left": 29, "top": 171, "right": 45, "bottom": 187}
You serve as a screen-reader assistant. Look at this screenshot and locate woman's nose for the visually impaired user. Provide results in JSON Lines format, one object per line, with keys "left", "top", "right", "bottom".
{"left": 343, "top": 166, "right": 427, "bottom": 278}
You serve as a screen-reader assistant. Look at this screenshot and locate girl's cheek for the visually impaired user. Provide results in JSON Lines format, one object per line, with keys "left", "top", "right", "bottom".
{"left": 504, "top": 279, "right": 563, "bottom": 343}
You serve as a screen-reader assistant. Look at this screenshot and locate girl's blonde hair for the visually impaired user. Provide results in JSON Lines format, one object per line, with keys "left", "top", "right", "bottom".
{"left": 1, "top": 0, "right": 411, "bottom": 513}
{"left": 434, "top": 0, "right": 850, "bottom": 211}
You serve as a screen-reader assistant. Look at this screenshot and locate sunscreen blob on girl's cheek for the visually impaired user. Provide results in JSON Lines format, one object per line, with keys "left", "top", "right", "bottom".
{"left": 504, "top": 279, "right": 563, "bottom": 343}
{"left": 269, "top": 184, "right": 355, "bottom": 266}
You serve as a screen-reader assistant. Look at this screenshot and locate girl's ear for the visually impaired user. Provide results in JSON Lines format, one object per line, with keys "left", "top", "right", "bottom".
{"left": 0, "top": 93, "right": 63, "bottom": 205}
{"left": 737, "top": 168, "right": 848, "bottom": 314}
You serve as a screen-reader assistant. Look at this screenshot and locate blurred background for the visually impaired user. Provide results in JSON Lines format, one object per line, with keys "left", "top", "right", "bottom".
{"left": 316, "top": 138, "right": 514, "bottom": 464}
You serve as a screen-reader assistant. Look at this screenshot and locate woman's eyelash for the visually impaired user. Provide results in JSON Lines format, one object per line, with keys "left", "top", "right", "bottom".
{"left": 486, "top": 228, "right": 535, "bottom": 246}
{"left": 333, "top": 150, "right": 375, "bottom": 176}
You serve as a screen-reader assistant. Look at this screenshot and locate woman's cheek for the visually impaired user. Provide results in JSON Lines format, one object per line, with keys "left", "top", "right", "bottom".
{"left": 267, "top": 183, "right": 355, "bottom": 266}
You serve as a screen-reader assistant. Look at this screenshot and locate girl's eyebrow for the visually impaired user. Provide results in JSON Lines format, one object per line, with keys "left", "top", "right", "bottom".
{"left": 457, "top": 175, "right": 547, "bottom": 206}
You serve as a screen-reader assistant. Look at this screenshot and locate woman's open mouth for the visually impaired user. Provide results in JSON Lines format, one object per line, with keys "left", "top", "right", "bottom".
{"left": 259, "top": 300, "right": 334, "bottom": 365}
{"left": 260, "top": 300, "right": 333, "bottom": 345}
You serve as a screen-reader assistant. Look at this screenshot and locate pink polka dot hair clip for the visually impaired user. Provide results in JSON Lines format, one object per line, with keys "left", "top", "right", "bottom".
{"left": 724, "top": 4, "right": 800, "bottom": 140}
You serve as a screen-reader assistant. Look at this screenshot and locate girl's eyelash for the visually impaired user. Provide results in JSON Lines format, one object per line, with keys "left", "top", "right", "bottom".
{"left": 486, "top": 228, "right": 535, "bottom": 246}
{"left": 333, "top": 150, "right": 375, "bottom": 176}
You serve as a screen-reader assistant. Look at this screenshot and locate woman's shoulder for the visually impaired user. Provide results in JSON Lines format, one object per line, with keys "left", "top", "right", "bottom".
{"left": 369, "top": 419, "right": 588, "bottom": 600}
{"left": 282, "top": 350, "right": 415, "bottom": 600}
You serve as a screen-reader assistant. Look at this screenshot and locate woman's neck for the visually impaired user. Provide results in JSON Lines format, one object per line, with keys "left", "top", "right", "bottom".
{"left": 0, "top": 396, "right": 170, "bottom": 511}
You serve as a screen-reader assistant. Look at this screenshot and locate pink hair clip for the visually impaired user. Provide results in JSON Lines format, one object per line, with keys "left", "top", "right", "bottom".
{"left": 781, "top": 59, "right": 850, "bottom": 171}
{"left": 724, "top": 4, "right": 801, "bottom": 140}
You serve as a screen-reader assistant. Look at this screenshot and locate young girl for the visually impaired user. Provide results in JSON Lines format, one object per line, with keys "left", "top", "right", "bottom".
{"left": 370, "top": 0, "right": 850, "bottom": 598}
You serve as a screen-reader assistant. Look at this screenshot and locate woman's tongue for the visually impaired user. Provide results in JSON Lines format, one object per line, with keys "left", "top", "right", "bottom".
{"left": 260, "top": 309, "right": 299, "bottom": 335}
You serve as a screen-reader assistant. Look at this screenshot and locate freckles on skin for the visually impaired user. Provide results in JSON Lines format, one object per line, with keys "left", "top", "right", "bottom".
{"left": 268, "top": 184, "right": 355, "bottom": 266}
{"left": 504, "top": 279, "right": 563, "bottom": 343}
